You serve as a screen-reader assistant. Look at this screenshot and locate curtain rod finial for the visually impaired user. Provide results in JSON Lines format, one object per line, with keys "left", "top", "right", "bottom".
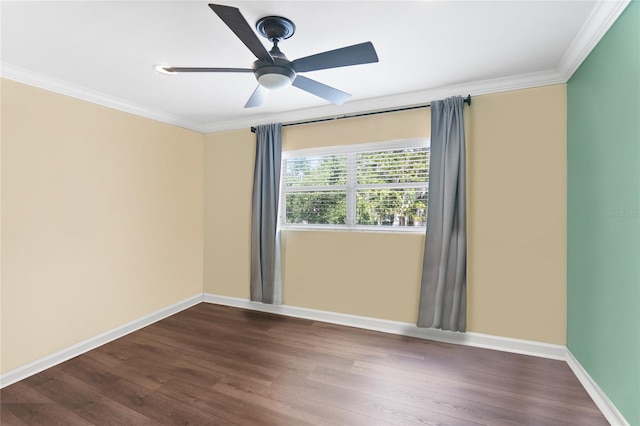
{"left": 464, "top": 95, "right": 471, "bottom": 106}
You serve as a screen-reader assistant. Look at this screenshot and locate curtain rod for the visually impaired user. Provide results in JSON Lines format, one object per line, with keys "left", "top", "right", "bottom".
{"left": 250, "top": 95, "right": 471, "bottom": 133}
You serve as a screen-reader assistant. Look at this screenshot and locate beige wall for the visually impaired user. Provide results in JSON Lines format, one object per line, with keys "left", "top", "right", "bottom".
{"left": 204, "top": 85, "right": 567, "bottom": 345}
{"left": 204, "top": 129, "right": 255, "bottom": 299}
{"left": 1, "top": 79, "right": 204, "bottom": 373}
{"left": 466, "top": 85, "right": 567, "bottom": 344}
{"left": 282, "top": 230, "right": 425, "bottom": 322}
{"left": 283, "top": 108, "right": 430, "bottom": 150}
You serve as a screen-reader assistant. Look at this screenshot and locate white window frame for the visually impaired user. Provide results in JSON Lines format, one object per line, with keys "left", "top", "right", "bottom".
{"left": 280, "top": 138, "right": 429, "bottom": 233}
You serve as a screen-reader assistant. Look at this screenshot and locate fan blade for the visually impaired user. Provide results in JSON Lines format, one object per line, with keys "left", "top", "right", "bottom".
{"left": 292, "top": 75, "right": 351, "bottom": 105}
{"left": 161, "top": 67, "right": 253, "bottom": 73}
{"left": 245, "top": 85, "right": 269, "bottom": 108}
{"left": 292, "top": 41, "right": 378, "bottom": 73}
{"left": 208, "top": 4, "right": 274, "bottom": 64}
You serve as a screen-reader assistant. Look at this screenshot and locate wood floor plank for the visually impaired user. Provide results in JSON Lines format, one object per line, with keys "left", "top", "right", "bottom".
{"left": 271, "top": 370, "right": 484, "bottom": 426}
{"left": 349, "top": 359, "right": 605, "bottom": 423}
{"left": 387, "top": 347, "right": 586, "bottom": 392}
{"left": 58, "top": 356, "right": 122, "bottom": 392}
{"left": 86, "top": 340, "right": 134, "bottom": 366}
{"left": 352, "top": 357, "right": 593, "bottom": 406}
{"left": 26, "top": 368, "right": 103, "bottom": 412}
{"left": 156, "top": 313, "right": 329, "bottom": 360}
{"left": 214, "top": 373, "right": 379, "bottom": 426}
{"left": 155, "top": 378, "right": 301, "bottom": 426}
{"left": 2, "top": 403, "right": 94, "bottom": 426}
{"left": 145, "top": 317, "right": 348, "bottom": 376}
{"left": 73, "top": 397, "right": 161, "bottom": 426}
{"left": 135, "top": 328, "right": 283, "bottom": 386}
{"left": 213, "top": 378, "right": 322, "bottom": 425}
{"left": 0, "top": 404, "right": 29, "bottom": 425}
{"left": 0, "top": 303, "right": 608, "bottom": 425}
{"left": 1, "top": 381, "right": 54, "bottom": 404}
{"left": 315, "top": 365, "right": 512, "bottom": 425}
{"left": 228, "top": 321, "right": 393, "bottom": 365}
{"left": 310, "top": 363, "right": 604, "bottom": 426}
{"left": 101, "top": 378, "right": 233, "bottom": 425}
{"left": 155, "top": 378, "right": 242, "bottom": 413}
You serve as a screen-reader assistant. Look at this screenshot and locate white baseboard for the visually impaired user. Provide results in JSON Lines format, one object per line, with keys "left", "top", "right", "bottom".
{"left": 0, "top": 294, "right": 203, "bottom": 389}
{"left": 566, "top": 350, "right": 629, "bottom": 426}
{"left": 202, "top": 293, "right": 566, "bottom": 360}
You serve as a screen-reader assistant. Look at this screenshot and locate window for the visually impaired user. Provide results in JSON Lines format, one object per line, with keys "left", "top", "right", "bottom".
{"left": 281, "top": 139, "right": 429, "bottom": 231}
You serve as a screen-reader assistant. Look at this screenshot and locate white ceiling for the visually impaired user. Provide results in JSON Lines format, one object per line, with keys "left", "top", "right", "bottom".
{"left": 0, "top": 1, "right": 630, "bottom": 133}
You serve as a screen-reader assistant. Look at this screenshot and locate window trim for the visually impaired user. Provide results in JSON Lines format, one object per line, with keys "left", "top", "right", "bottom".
{"left": 280, "top": 138, "right": 429, "bottom": 233}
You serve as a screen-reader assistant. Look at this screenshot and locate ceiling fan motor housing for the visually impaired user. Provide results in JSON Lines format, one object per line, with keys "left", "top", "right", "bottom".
{"left": 253, "top": 45, "right": 296, "bottom": 90}
{"left": 253, "top": 59, "right": 296, "bottom": 90}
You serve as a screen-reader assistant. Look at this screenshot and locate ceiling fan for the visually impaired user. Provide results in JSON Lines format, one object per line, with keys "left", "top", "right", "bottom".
{"left": 156, "top": 3, "right": 379, "bottom": 108}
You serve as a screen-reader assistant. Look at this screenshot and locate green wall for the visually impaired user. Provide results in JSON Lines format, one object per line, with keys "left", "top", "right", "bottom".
{"left": 567, "top": 2, "right": 640, "bottom": 424}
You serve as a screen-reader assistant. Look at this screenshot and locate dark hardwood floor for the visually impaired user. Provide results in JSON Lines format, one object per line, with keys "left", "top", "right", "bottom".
{"left": 1, "top": 303, "right": 607, "bottom": 425}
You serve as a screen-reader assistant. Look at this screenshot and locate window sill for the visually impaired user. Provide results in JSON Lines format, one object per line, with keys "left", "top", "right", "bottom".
{"left": 280, "top": 225, "right": 426, "bottom": 234}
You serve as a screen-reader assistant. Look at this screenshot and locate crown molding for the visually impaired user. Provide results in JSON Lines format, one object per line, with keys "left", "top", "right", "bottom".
{"left": 199, "top": 69, "right": 565, "bottom": 133}
{"left": 1, "top": 0, "right": 631, "bottom": 135}
{"left": 557, "top": 0, "right": 631, "bottom": 81}
{"left": 0, "top": 62, "right": 210, "bottom": 133}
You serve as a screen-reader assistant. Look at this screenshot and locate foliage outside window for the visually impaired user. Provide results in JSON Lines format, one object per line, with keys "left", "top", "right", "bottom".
{"left": 281, "top": 139, "right": 429, "bottom": 231}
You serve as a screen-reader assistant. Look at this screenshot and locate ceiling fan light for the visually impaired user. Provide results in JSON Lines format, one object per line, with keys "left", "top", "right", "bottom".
{"left": 258, "top": 73, "right": 293, "bottom": 90}
{"left": 154, "top": 65, "right": 176, "bottom": 75}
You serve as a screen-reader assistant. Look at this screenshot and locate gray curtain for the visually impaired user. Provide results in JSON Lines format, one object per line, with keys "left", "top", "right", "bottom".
{"left": 250, "top": 123, "right": 283, "bottom": 304}
{"left": 417, "top": 96, "right": 467, "bottom": 331}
